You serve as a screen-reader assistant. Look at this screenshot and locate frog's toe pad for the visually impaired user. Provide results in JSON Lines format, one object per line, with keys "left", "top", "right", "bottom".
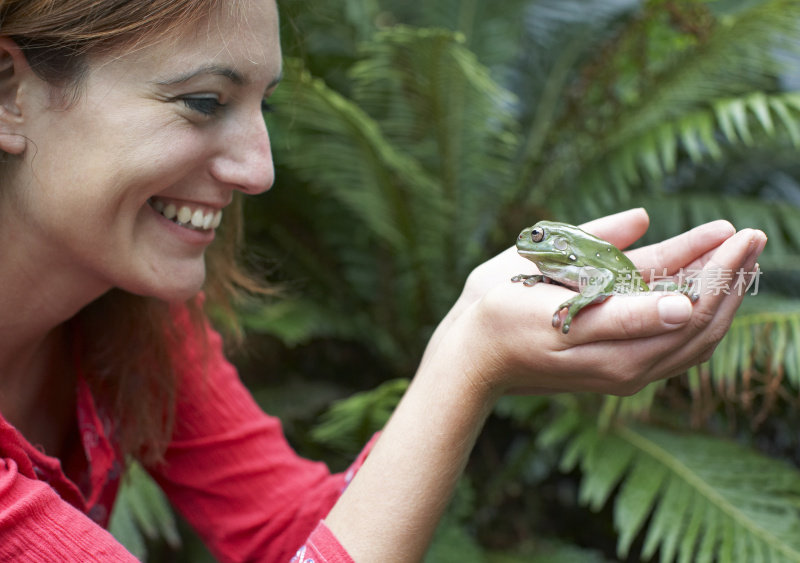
{"left": 552, "top": 308, "right": 572, "bottom": 333}
{"left": 511, "top": 274, "right": 543, "bottom": 287}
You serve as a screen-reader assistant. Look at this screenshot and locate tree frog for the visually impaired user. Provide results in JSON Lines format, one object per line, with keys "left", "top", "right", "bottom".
{"left": 511, "top": 221, "right": 698, "bottom": 334}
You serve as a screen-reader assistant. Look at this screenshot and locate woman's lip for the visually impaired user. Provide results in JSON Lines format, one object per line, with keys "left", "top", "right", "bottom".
{"left": 149, "top": 203, "right": 217, "bottom": 245}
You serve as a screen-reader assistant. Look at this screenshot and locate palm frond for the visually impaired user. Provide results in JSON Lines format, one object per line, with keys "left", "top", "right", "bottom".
{"left": 561, "top": 423, "right": 800, "bottom": 562}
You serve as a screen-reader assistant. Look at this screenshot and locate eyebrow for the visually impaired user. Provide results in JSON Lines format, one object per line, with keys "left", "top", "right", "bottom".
{"left": 155, "top": 65, "right": 283, "bottom": 90}
{"left": 155, "top": 65, "right": 245, "bottom": 86}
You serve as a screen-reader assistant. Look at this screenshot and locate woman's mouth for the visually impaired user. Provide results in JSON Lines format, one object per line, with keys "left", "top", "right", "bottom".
{"left": 149, "top": 197, "right": 222, "bottom": 231}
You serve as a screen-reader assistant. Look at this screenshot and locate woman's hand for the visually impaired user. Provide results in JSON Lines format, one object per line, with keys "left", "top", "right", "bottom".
{"left": 327, "top": 208, "right": 766, "bottom": 561}
{"left": 424, "top": 208, "right": 767, "bottom": 398}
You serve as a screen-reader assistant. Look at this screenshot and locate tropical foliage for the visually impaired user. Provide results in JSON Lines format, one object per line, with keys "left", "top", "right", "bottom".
{"left": 112, "top": 0, "right": 800, "bottom": 561}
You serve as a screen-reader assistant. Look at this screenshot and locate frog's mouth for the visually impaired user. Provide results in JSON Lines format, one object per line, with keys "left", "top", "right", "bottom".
{"left": 517, "top": 249, "right": 571, "bottom": 263}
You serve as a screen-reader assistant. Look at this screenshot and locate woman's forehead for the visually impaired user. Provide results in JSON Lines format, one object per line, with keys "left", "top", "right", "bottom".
{"left": 92, "top": 0, "right": 281, "bottom": 85}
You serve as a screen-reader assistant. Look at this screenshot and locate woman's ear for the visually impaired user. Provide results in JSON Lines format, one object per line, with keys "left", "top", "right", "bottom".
{"left": 0, "top": 37, "right": 31, "bottom": 155}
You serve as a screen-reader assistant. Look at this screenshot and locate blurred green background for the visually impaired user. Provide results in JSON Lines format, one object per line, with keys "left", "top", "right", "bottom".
{"left": 111, "top": 0, "right": 800, "bottom": 561}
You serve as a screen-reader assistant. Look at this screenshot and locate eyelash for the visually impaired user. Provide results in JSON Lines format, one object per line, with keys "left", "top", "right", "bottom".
{"left": 180, "top": 96, "right": 276, "bottom": 117}
{"left": 182, "top": 96, "right": 224, "bottom": 116}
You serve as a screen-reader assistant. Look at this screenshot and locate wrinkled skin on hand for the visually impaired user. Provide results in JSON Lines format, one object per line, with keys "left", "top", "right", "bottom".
{"left": 421, "top": 208, "right": 766, "bottom": 398}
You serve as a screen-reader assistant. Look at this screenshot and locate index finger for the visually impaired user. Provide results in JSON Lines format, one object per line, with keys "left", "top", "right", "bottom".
{"left": 626, "top": 220, "right": 736, "bottom": 275}
{"left": 580, "top": 208, "right": 650, "bottom": 250}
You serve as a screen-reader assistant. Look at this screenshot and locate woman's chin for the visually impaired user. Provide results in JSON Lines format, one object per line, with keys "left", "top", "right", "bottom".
{"left": 122, "top": 268, "right": 207, "bottom": 303}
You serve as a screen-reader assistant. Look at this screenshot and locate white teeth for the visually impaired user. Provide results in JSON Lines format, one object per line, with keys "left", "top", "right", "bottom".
{"left": 177, "top": 206, "right": 193, "bottom": 224}
{"left": 150, "top": 198, "right": 223, "bottom": 231}
{"left": 163, "top": 203, "right": 177, "bottom": 220}
{"left": 190, "top": 209, "right": 205, "bottom": 228}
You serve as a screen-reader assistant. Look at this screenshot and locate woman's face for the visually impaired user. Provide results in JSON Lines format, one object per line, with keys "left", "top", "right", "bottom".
{"left": 4, "top": 0, "right": 282, "bottom": 302}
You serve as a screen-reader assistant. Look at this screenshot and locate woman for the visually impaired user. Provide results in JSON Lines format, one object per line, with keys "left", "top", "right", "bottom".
{"left": 0, "top": 0, "right": 766, "bottom": 561}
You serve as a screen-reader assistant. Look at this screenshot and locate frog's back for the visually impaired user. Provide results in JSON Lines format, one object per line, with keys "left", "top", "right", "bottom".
{"left": 539, "top": 221, "right": 647, "bottom": 292}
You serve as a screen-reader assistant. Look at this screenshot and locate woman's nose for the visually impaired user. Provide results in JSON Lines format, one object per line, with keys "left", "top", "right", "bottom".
{"left": 210, "top": 111, "right": 275, "bottom": 195}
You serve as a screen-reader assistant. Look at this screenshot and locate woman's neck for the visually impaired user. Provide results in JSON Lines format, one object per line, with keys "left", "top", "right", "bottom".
{"left": 0, "top": 326, "right": 78, "bottom": 457}
{"left": 0, "top": 236, "right": 107, "bottom": 455}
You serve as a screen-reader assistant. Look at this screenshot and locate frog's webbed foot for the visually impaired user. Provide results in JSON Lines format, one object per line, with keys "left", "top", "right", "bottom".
{"left": 511, "top": 273, "right": 544, "bottom": 287}
{"left": 552, "top": 292, "right": 613, "bottom": 334}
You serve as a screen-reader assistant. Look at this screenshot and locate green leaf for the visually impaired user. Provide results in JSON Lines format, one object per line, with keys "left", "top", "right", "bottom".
{"left": 579, "top": 431, "right": 635, "bottom": 512}
{"left": 109, "top": 461, "right": 180, "bottom": 560}
{"left": 640, "top": 476, "right": 692, "bottom": 562}
{"left": 614, "top": 453, "right": 669, "bottom": 557}
{"left": 311, "top": 378, "right": 409, "bottom": 454}
{"left": 565, "top": 424, "right": 800, "bottom": 562}
{"left": 748, "top": 92, "right": 774, "bottom": 135}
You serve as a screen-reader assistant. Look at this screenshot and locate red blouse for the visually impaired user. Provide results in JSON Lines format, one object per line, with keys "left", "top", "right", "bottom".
{"left": 0, "top": 308, "right": 370, "bottom": 562}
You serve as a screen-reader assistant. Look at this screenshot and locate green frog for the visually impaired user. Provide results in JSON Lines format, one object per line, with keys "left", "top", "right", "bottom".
{"left": 511, "top": 221, "right": 698, "bottom": 334}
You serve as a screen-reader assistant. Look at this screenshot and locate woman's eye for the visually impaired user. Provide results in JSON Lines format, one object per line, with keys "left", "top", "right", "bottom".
{"left": 181, "top": 96, "right": 224, "bottom": 116}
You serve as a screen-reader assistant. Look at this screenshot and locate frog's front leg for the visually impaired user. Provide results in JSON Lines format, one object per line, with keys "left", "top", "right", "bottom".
{"left": 553, "top": 267, "right": 617, "bottom": 334}
{"left": 552, "top": 292, "right": 613, "bottom": 334}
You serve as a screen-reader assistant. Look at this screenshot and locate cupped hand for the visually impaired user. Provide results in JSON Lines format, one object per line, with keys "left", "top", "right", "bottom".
{"left": 424, "top": 208, "right": 767, "bottom": 398}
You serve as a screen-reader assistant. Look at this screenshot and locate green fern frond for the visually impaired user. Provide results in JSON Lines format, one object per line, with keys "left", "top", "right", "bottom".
{"left": 525, "top": 0, "right": 800, "bottom": 206}
{"left": 259, "top": 29, "right": 525, "bottom": 363}
{"left": 269, "top": 59, "right": 448, "bottom": 254}
{"left": 347, "top": 26, "right": 520, "bottom": 271}
{"left": 562, "top": 423, "right": 800, "bottom": 562}
{"left": 598, "top": 380, "right": 667, "bottom": 429}
{"left": 576, "top": 92, "right": 800, "bottom": 205}
{"left": 265, "top": 56, "right": 460, "bottom": 360}
{"left": 688, "top": 298, "right": 800, "bottom": 424}
{"left": 311, "top": 378, "right": 409, "bottom": 454}
{"left": 558, "top": 191, "right": 800, "bottom": 261}
{"left": 584, "top": 301, "right": 800, "bottom": 428}
{"left": 602, "top": 0, "right": 800, "bottom": 146}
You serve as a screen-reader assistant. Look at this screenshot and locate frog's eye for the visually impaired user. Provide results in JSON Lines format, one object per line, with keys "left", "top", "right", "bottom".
{"left": 553, "top": 237, "right": 569, "bottom": 251}
{"left": 530, "top": 227, "right": 545, "bottom": 243}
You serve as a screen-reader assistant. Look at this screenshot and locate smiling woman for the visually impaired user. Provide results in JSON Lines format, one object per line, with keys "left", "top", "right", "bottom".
{"left": 0, "top": 0, "right": 292, "bottom": 560}
{"left": 0, "top": 0, "right": 277, "bottom": 461}
{"left": 0, "top": 0, "right": 767, "bottom": 562}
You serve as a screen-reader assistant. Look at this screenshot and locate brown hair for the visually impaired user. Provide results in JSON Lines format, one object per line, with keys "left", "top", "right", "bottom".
{"left": 0, "top": 0, "right": 268, "bottom": 465}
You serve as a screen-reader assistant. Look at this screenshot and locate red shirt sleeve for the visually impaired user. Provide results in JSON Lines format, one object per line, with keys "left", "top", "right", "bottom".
{"left": 0, "top": 457, "right": 136, "bottom": 562}
{"left": 150, "top": 310, "right": 372, "bottom": 562}
{"left": 290, "top": 521, "right": 355, "bottom": 563}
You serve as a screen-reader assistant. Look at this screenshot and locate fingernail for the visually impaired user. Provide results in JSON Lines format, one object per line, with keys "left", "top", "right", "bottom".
{"left": 658, "top": 295, "right": 693, "bottom": 327}
{"left": 748, "top": 231, "right": 767, "bottom": 260}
